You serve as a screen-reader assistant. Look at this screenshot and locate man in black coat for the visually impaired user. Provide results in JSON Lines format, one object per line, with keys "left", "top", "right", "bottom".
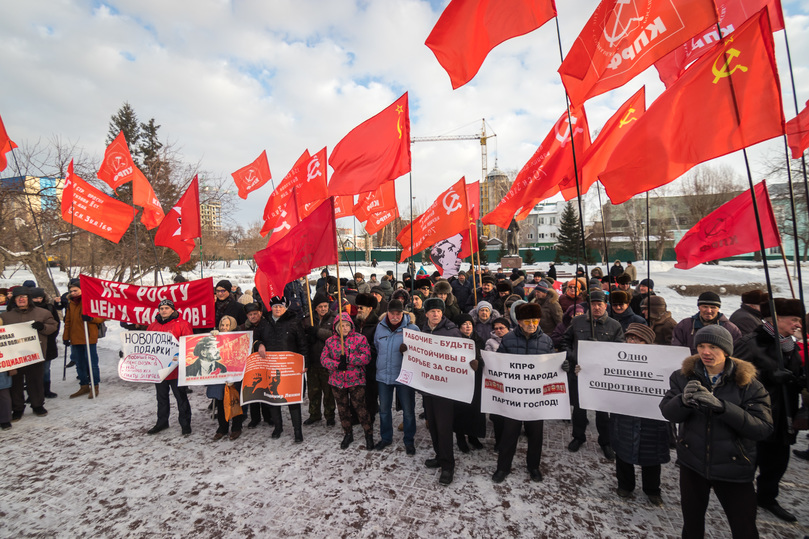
{"left": 302, "top": 293, "right": 337, "bottom": 426}
{"left": 449, "top": 272, "right": 474, "bottom": 313}
{"left": 562, "top": 290, "right": 625, "bottom": 460}
{"left": 238, "top": 303, "right": 274, "bottom": 430}
{"left": 729, "top": 289, "right": 766, "bottom": 335}
{"left": 734, "top": 298, "right": 804, "bottom": 522}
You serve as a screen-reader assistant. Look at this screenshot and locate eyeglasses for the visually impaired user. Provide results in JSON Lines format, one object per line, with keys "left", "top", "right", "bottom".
{"left": 519, "top": 319, "right": 540, "bottom": 325}
{"left": 215, "top": 289, "right": 228, "bottom": 293}
{"left": 494, "top": 326, "right": 508, "bottom": 332}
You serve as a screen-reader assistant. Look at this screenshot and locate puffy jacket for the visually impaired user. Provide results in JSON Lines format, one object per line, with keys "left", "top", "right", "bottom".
{"left": 420, "top": 315, "right": 462, "bottom": 338}
{"left": 302, "top": 309, "right": 336, "bottom": 369}
{"left": 610, "top": 306, "right": 646, "bottom": 332}
{"left": 62, "top": 296, "right": 103, "bottom": 345}
{"left": 734, "top": 325, "right": 802, "bottom": 445}
{"left": 449, "top": 277, "right": 474, "bottom": 313}
{"left": 485, "top": 331, "right": 503, "bottom": 352}
{"left": 374, "top": 313, "right": 419, "bottom": 385}
{"left": 321, "top": 314, "right": 371, "bottom": 388}
{"left": 532, "top": 287, "right": 563, "bottom": 335}
{"left": 146, "top": 311, "right": 193, "bottom": 380}
{"left": 498, "top": 326, "right": 554, "bottom": 355}
{"left": 1, "top": 303, "right": 58, "bottom": 358}
{"left": 562, "top": 312, "right": 625, "bottom": 366}
{"left": 470, "top": 304, "right": 500, "bottom": 343}
{"left": 672, "top": 313, "right": 743, "bottom": 355}
{"left": 257, "top": 309, "right": 308, "bottom": 359}
{"left": 609, "top": 414, "right": 671, "bottom": 467}
{"left": 34, "top": 296, "right": 61, "bottom": 361}
{"left": 660, "top": 354, "right": 773, "bottom": 482}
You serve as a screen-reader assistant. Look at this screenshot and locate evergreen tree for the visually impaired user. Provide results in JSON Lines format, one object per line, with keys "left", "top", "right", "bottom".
{"left": 477, "top": 237, "right": 488, "bottom": 264}
{"left": 555, "top": 201, "right": 584, "bottom": 263}
{"left": 139, "top": 118, "right": 163, "bottom": 165}
{"left": 107, "top": 102, "right": 141, "bottom": 165}
{"left": 524, "top": 249, "right": 535, "bottom": 265}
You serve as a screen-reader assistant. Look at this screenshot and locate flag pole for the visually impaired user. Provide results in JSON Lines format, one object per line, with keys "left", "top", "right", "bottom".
{"left": 82, "top": 320, "right": 97, "bottom": 401}
{"left": 198, "top": 235, "right": 205, "bottom": 279}
{"left": 146, "top": 229, "right": 165, "bottom": 286}
{"left": 778, "top": 243, "right": 796, "bottom": 298}
{"left": 468, "top": 222, "right": 477, "bottom": 306}
{"left": 596, "top": 182, "right": 611, "bottom": 279}
{"left": 780, "top": 25, "right": 809, "bottom": 220}
{"left": 305, "top": 275, "right": 315, "bottom": 327}
{"left": 132, "top": 206, "right": 143, "bottom": 285}
{"left": 645, "top": 192, "right": 651, "bottom": 323}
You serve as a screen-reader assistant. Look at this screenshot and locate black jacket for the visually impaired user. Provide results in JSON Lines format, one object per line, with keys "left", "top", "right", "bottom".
{"left": 420, "top": 316, "right": 461, "bottom": 338}
{"left": 562, "top": 312, "right": 624, "bottom": 367}
{"left": 609, "top": 306, "right": 646, "bottom": 332}
{"left": 215, "top": 296, "right": 246, "bottom": 327}
{"left": 498, "top": 326, "right": 554, "bottom": 355}
{"left": 660, "top": 354, "right": 773, "bottom": 482}
{"left": 257, "top": 310, "right": 308, "bottom": 358}
{"left": 450, "top": 277, "right": 474, "bottom": 313}
{"left": 302, "top": 309, "right": 336, "bottom": 369}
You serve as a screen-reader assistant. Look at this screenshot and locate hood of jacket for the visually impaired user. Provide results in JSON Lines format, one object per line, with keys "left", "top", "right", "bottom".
{"left": 680, "top": 353, "right": 757, "bottom": 388}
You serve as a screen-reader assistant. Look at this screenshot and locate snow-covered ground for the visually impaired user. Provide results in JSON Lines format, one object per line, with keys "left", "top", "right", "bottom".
{"left": 2, "top": 261, "right": 809, "bottom": 538}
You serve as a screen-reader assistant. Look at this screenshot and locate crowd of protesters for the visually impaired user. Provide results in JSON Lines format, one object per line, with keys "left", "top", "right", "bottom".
{"left": 2, "top": 261, "right": 808, "bottom": 537}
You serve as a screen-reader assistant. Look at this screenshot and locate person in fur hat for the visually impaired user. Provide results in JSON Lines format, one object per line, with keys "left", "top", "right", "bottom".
{"left": 734, "top": 298, "right": 805, "bottom": 522}
{"left": 608, "top": 290, "right": 645, "bottom": 332}
{"left": 433, "top": 280, "right": 460, "bottom": 322}
{"left": 729, "top": 289, "right": 767, "bottom": 335}
{"left": 661, "top": 325, "right": 773, "bottom": 537}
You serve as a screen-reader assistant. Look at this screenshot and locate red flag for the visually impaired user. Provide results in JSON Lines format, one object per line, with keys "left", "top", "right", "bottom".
{"left": 0, "top": 113, "right": 18, "bottom": 173}
{"left": 354, "top": 181, "right": 397, "bottom": 223}
{"left": 460, "top": 181, "right": 481, "bottom": 258}
{"left": 334, "top": 195, "right": 354, "bottom": 219}
{"left": 466, "top": 181, "right": 481, "bottom": 221}
{"left": 154, "top": 176, "right": 201, "bottom": 265}
{"left": 365, "top": 205, "right": 399, "bottom": 235}
{"left": 231, "top": 150, "right": 272, "bottom": 200}
{"left": 787, "top": 101, "right": 809, "bottom": 159}
{"left": 425, "top": 0, "right": 557, "bottom": 89}
{"left": 600, "top": 10, "right": 784, "bottom": 205}
{"left": 260, "top": 150, "right": 310, "bottom": 236}
{"left": 675, "top": 181, "right": 780, "bottom": 269}
{"left": 565, "top": 86, "right": 646, "bottom": 201}
{"left": 266, "top": 191, "right": 301, "bottom": 247}
{"left": 656, "top": 0, "right": 784, "bottom": 88}
{"left": 61, "top": 160, "right": 134, "bottom": 243}
{"left": 483, "top": 106, "right": 589, "bottom": 228}
{"left": 132, "top": 170, "right": 165, "bottom": 229}
{"left": 397, "top": 178, "right": 468, "bottom": 261}
{"left": 296, "top": 147, "right": 329, "bottom": 207}
{"left": 328, "top": 93, "right": 410, "bottom": 196}
{"left": 559, "top": 0, "right": 717, "bottom": 105}
{"left": 97, "top": 131, "right": 140, "bottom": 191}
{"left": 254, "top": 198, "right": 338, "bottom": 298}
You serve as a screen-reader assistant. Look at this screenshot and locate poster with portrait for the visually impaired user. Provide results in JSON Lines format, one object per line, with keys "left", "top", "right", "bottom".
{"left": 241, "top": 351, "right": 305, "bottom": 406}
{"left": 178, "top": 331, "right": 252, "bottom": 386}
{"left": 430, "top": 234, "right": 463, "bottom": 278}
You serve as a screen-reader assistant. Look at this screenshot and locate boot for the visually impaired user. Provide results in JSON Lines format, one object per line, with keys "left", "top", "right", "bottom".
{"left": 44, "top": 382, "right": 58, "bottom": 399}
{"left": 365, "top": 432, "right": 375, "bottom": 451}
{"left": 88, "top": 386, "right": 100, "bottom": 399}
{"left": 294, "top": 429, "right": 303, "bottom": 443}
{"left": 290, "top": 406, "right": 303, "bottom": 442}
{"left": 340, "top": 432, "right": 354, "bottom": 449}
{"left": 70, "top": 385, "right": 90, "bottom": 399}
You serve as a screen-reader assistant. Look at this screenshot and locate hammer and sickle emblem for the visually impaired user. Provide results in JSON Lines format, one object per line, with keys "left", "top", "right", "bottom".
{"left": 712, "top": 47, "right": 747, "bottom": 84}
{"left": 619, "top": 108, "right": 637, "bottom": 128}
{"left": 306, "top": 157, "right": 322, "bottom": 183}
{"left": 442, "top": 190, "right": 462, "bottom": 215}
{"left": 555, "top": 116, "right": 583, "bottom": 148}
{"left": 272, "top": 209, "right": 291, "bottom": 233}
{"left": 396, "top": 105, "right": 404, "bottom": 139}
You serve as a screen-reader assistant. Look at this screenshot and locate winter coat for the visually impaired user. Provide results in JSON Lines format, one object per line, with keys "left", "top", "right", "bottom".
{"left": 559, "top": 292, "right": 584, "bottom": 314}
{"left": 442, "top": 295, "right": 461, "bottom": 324}
{"left": 660, "top": 354, "right": 773, "bottom": 482}
{"left": 283, "top": 280, "right": 305, "bottom": 318}
{"left": 672, "top": 313, "right": 743, "bottom": 355}
{"left": 562, "top": 311, "right": 624, "bottom": 366}
{"left": 609, "top": 414, "right": 671, "bottom": 467}
{"left": 214, "top": 295, "right": 246, "bottom": 327}
{"left": 474, "top": 288, "right": 499, "bottom": 307}
{"left": 470, "top": 304, "right": 501, "bottom": 343}
{"left": 420, "top": 315, "right": 462, "bottom": 339}
{"left": 357, "top": 280, "right": 371, "bottom": 295}
{"left": 256, "top": 309, "right": 308, "bottom": 359}
{"left": 62, "top": 296, "right": 103, "bottom": 345}
{"left": 510, "top": 275, "right": 526, "bottom": 299}
{"left": 547, "top": 264, "right": 557, "bottom": 280}
{"left": 609, "top": 263, "right": 624, "bottom": 279}
{"left": 498, "top": 326, "right": 554, "bottom": 356}
{"left": 0, "top": 371, "right": 11, "bottom": 391}
{"left": 532, "top": 287, "right": 563, "bottom": 336}
{"left": 410, "top": 306, "right": 427, "bottom": 329}
{"left": 485, "top": 331, "right": 503, "bottom": 352}
{"left": 734, "top": 326, "right": 802, "bottom": 445}
{"left": 236, "top": 317, "right": 271, "bottom": 353}
{"left": 237, "top": 290, "right": 254, "bottom": 305}
{"left": 1, "top": 303, "right": 58, "bottom": 358}
{"left": 302, "top": 309, "right": 336, "bottom": 369}
{"left": 610, "top": 306, "right": 646, "bottom": 332}
{"left": 353, "top": 310, "right": 379, "bottom": 360}
{"left": 320, "top": 315, "right": 372, "bottom": 388}
{"left": 449, "top": 277, "right": 474, "bottom": 313}
{"left": 624, "top": 264, "right": 637, "bottom": 282}
{"left": 33, "top": 296, "right": 61, "bottom": 361}
{"left": 147, "top": 311, "right": 193, "bottom": 381}
{"left": 629, "top": 290, "right": 656, "bottom": 316}
{"left": 729, "top": 304, "right": 764, "bottom": 335}
{"left": 374, "top": 313, "right": 419, "bottom": 385}
{"left": 378, "top": 279, "right": 393, "bottom": 300}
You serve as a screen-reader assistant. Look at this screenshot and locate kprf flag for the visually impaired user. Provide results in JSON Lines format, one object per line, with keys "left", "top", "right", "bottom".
{"left": 260, "top": 150, "right": 310, "bottom": 237}
{"left": 570, "top": 86, "right": 646, "bottom": 200}
{"left": 675, "top": 181, "right": 780, "bottom": 269}
{"left": 61, "top": 160, "right": 134, "bottom": 243}
{"left": 97, "top": 131, "right": 140, "bottom": 191}
{"left": 354, "top": 181, "right": 397, "bottom": 223}
{"left": 266, "top": 190, "right": 300, "bottom": 247}
{"left": 365, "top": 206, "right": 399, "bottom": 236}
{"left": 655, "top": 0, "right": 784, "bottom": 88}
{"left": 296, "top": 147, "right": 329, "bottom": 208}
{"left": 231, "top": 150, "right": 272, "bottom": 200}
{"left": 154, "top": 176, "right": 201, "bottom": 265}
{"left": 459, "top": 180, "right": 481, "bottom": 258}
{"left": 0, "top": 113, "right": 17, "bottom": 173}
{"left": 559, "top": 0, "right": 717, "bottom": 105}
{"left": 787, "top": 101, "right": 809, "bottom": 159}
{"left": 132, "top": 171, "right": 165, "bottom": 229}
{"left": 483, "top": 106, "right": 589, "bottom": 228}
{"left": 254, "top": 199, "right": 338, "bottom": 298}
{"left": 600, "top": 10, "right": 785, "bottom": 205}
{"left": 334, "top": 195, "right": 354, "bottom": 219}
{"left": 425, "top": 0, "right": 557, "bottom": 89}
{"left": 397, "top": 178, "right": 468, "bottom": 261}
{"left": 328, "top": 93, "right": 410, "bottom": 196}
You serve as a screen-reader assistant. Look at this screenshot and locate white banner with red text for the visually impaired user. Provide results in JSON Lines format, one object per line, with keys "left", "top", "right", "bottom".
{"left": 396, "top": 329, "right": 475, "bottom": 403}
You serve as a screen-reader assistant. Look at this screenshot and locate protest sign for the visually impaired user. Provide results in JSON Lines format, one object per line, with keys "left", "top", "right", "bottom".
{"left": 577, "top": 340, "right": 690, "bottom": 421}
{"left": 241, "top": 351, "right": 305, "bottom": 406}
{"left": 480, "top": 350, "right": 570, "bottom": 421}
{"left": 118, "top": 331, "right": 179, "bottom": 383}
{"left": 178, "top": 332, "right": 251, "bottom": 386}
{"left": 396, "top": 329, "right": 475, "bottom": 403}
{"left": 0, "top": 323, "right": 44, "bottom": 372}
{"left": 80, "top": 275, "right": 215, "bottom": 329}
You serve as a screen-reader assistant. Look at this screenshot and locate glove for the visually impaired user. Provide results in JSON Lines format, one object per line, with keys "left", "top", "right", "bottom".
{"left": 772, "top": 369, "right": 798, "bottom": 385}
{"left": 561, "top": 359, "right": 570, "bottom": 372}
{"left": 63, "top": 341, "right": 70, "bottom": 347}
{"left": 682, "top": 380, "right": 702, "bottom": 407}
{"left": 399, "top": 343, "right": 408, "bottom": 354}
{"left": 691, "top": 386, "right": 725, "bottom": 413}
{"left": 338, "top": 354, "right": 348, "bottom": 371}
{"left": 470, "top": 359, "right": 479, "bottom": 372}
{"left": 118, "top": 350, "right": 124, "bottom": 358}
{"left": 81, "top": 314, "right": 92, "bottom": 322}
{"left": 304, "top": 325, "right": 317, "bottom": 337}
{"left": 31, "top": 321, "right": 45, "bottom": 331}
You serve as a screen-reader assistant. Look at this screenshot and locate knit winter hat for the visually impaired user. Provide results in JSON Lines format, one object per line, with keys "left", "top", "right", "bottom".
{"left": 23, "top": 280, "right": 36, "bottom": 288}
{"left": 639, "top": 278, "right": 655, "bottom": 289}
{"left": 491, "top": 317, "right": 511, "bottom": 329}
{"left": 424, "top": 297, "right": 445, "bottom": 313}
{"left": 535, "top": 280, "right": 550, "bottom": 292}
{"left": 68, "top": 278, "right": 81, "bottom": 289}
{"left": 244, "top": 302, "right": 262, "bottom": 314}
{"left": 215, "top": 280, "right": 232, "bottom": 292}
{"left": 697, "top": 291, "right": 722, "bottom": 307}
{"left": 158, "top": 298, "right": 175, "bottom": 310}
{"left": 694, "top": 325, "right": 734, "bottom": 356}
{"left": 624, "top": 323, "right": 655, "bottom": 344}
{"left": 415, "top": 277, "right": 433, "bottom": 290}
{"left": 454, "top": 313, "right": 474, "bottom": 327}
{"left": 312, "top": 293, "right": 330, "bottom": 307}
{"left": 387, "top": 299, "right": 404, "bottom": 313}
{"left": 476, "top": 300, "right": 492, "bottom": 313}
